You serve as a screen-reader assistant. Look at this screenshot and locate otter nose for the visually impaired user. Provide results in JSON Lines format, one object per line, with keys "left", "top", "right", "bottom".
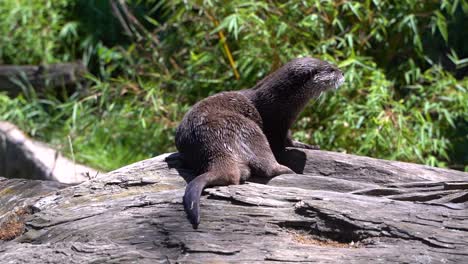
{"left": 331, "top": 67, "right": 344, "bottom": 78}
{"left": 335, "top": 70, "right": 345, "bottom": 89}
{"left": 337, "top": 69, "right": 344, "bottom": 78}
{"left": 331, "top": 67, "right": 343, "bottom": 75}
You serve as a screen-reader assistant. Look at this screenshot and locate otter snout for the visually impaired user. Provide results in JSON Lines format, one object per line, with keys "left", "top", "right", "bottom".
{"left": 310, "top": 63, "right": 345, "bottom": 91}
{"left": 334, "top": 68, "right": 345, "bottom": 89}
{"left": 323, "top": 65, "right": 344, "bottom": 90}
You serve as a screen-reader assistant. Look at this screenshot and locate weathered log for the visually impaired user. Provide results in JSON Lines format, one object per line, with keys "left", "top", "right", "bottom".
{"left": 0, "top": 62, "right": 87, "bottom": 97}
{"left": 0, "top": 150, "right": 467, "bottom": 263}
{"left": 0, "top": 121, "right": 98, "bottom": 183}
{"left": 0, "top": 177, "right": 71, "bottom": 240}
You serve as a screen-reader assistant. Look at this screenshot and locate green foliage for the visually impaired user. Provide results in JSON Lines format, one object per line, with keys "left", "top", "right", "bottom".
{"left": 0, "top": 0, "right": 77, "bottom": 64}
{"left": 0, "top": 0, "right": 467, "bottom": 171}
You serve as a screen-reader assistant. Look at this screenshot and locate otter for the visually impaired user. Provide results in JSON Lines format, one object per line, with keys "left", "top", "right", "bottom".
{"left": 175, "top": 57, "right": 344, "bottom": 228}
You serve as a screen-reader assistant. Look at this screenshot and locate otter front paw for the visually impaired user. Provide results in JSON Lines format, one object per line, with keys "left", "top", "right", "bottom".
{"left": 291, "top": 140, "right": 320, "bottom": 150}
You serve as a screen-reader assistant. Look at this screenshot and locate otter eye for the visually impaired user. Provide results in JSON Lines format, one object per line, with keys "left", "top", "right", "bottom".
{"left": 309, "top": 69, "right": 319, "bottom": 76}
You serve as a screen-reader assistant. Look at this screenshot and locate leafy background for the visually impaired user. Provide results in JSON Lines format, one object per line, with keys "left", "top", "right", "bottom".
{"left": 0, "top": 0, "right": 467, "bottom": 171}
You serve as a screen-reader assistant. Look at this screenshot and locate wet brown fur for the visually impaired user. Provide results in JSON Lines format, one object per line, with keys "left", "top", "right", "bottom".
{"left": 176, "top": 57, "right": 344, "bottom": 228}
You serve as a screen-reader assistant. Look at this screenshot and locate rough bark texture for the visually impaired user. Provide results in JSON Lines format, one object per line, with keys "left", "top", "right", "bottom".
{"left": 0, "top": 62, "right": 86, "bottom": 97}
{"left": 0, "top": 150, "right": 467, "bottom": 263}
{"left": 0, "top": 122, "right": 98, "bottom": 183}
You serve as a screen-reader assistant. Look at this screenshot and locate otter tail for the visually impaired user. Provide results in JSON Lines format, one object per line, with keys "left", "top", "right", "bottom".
{"left": 183, "top": 172, "right": 213, "bottom": 229}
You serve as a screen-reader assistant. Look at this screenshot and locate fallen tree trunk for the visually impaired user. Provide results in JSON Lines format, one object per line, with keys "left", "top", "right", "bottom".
{"left": 0, "top": 62, "right": 87, "bottom": 97}
{"left": 0, "top": 150, "right": 467, "bottom": 263}
{"left": 0, "top": 122, "right": 98, "bottom": 184}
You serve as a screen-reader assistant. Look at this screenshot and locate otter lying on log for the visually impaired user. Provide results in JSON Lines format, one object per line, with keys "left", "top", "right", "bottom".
{"left": 175, "top": 57, "right": 344, "bottom": 228}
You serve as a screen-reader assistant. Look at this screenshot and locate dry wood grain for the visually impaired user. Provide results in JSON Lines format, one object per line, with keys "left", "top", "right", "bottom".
{"left": 0, "top": 150, "right": 467, "bottom": 263}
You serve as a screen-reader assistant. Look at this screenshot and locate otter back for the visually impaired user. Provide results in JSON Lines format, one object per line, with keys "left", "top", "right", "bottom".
{"left": 175, "top": 91, "right": 293, "bottom": 228}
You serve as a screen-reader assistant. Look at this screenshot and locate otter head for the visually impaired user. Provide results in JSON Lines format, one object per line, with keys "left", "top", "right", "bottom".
{"left": 249, "top": 57, "right": 344, "bottom": 105}
{"left": 281, "top": 57, "right": 344, "bottom": 98}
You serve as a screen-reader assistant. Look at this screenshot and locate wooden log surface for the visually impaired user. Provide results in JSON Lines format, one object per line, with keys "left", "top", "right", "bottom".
{"left": 0, "top": 150, "right": 467, "bottom": 263}
{"left": 0, "top": 62, "right": 86, "bottom": 96}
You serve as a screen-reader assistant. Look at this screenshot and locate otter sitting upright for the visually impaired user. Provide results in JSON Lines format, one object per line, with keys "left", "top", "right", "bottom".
{"left": 175, "top": 57, "right": 344, "bottom": 228}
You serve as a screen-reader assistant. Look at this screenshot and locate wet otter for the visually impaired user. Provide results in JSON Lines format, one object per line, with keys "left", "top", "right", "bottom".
{"left": 176, "top": 57, "right": 344, "bottom": 228}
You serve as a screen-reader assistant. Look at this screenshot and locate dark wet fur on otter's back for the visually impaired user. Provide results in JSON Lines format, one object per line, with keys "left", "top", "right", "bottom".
{"left": 175, "top": 57, "right": 344, "bottom": 228}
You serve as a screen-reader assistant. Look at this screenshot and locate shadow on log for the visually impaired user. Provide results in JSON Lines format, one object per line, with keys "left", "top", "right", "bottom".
{"left": 0, "top": 62, "right": 87, "bottom": 97}
{"left": 0, "top": 149, "right": 467, "bottom": 263}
